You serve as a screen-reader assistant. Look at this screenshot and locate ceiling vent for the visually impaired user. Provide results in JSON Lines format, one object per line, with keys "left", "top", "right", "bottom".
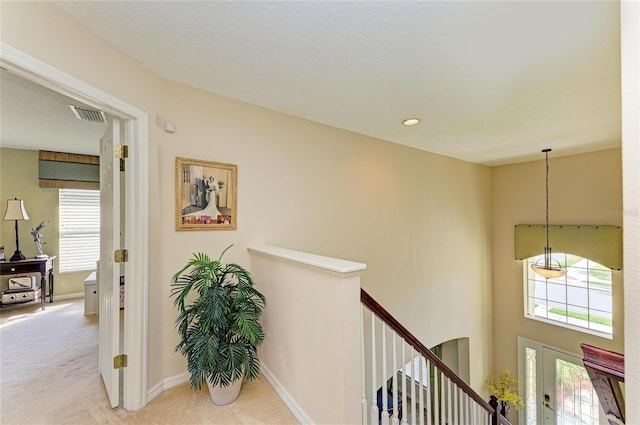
{"left": 69, "top": 105, "right": 107, "bottom": 124}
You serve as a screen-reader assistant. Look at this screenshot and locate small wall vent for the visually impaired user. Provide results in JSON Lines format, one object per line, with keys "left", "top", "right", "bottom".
{"left": 69, "top": 105, "right": 107, "bottom": 124}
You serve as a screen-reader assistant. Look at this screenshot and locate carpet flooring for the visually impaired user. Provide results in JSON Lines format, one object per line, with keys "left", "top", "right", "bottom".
{"left": 0, "top": 299, "right": 298, "bottom": 425}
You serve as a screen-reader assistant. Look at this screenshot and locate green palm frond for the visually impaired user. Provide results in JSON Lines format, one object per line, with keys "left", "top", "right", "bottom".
{"left": 170, "top": 245, "right": 266, "bottom": 391}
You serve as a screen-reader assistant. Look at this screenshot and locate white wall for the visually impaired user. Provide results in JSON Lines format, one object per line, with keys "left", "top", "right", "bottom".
{"left": 1, "top": 2, "right": 494, "bottom": 398}
{"left": 621, "top": 1, "right": 640, "bottom": 423}
{"left": 491, "top": 149, "right": 624, "bottom": 387}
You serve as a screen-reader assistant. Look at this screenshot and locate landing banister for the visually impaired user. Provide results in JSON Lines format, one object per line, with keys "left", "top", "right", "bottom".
{"left": 581, "top": 343, "right": 625, "bottom": 380}
{"left": 580, "top": 343, "right": 625, "bottom": 425}
{"left": 361, "top": 288, "right": 496, "bottom": 416}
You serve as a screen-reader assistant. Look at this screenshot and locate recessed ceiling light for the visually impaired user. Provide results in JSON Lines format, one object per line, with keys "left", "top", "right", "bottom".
{"left": 402, "top": 118, "right": 421, "bottom": 126}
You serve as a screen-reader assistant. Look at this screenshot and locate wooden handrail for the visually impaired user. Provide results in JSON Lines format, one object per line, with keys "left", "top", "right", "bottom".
{"left": 580, "top": 343, "right": 625, "bottom": 425}
{"left": 361, "top": 288, "right": 498, "bottom": 417}
{"left": 581, "top": 343, "right": 624, "bottom": 380}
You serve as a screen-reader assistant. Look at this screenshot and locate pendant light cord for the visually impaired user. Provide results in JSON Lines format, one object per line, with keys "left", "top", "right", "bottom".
{"left": 545, "top": 149, "right": 550, "bottom": 251}
{"left": 543, "top": 148, "right": 552, "bottom": 269}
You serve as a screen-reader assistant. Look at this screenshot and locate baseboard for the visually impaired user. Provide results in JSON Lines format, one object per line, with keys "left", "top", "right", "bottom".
{"left": 260, "top": 363, "right": 312, "bottom": 424}
{"left": 55, "top": 292, "right": 84, "bottom": 301}
{"left": 147, "top": 372, "right": 189, "bottom": 402}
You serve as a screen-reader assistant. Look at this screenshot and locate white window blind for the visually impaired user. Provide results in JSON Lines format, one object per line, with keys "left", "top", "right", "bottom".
{"left": 59, "top": 189, "right": 100, "bottom": 273}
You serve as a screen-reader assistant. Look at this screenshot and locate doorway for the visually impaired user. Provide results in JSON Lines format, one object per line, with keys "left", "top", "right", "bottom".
{"left": 0, "top": 43, "right": 149, "bottom": 410}
{"left": 518, "top": 337, "right": 606, "bottom": 425}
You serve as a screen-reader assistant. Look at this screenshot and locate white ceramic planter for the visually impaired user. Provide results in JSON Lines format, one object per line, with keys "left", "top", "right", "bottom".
{"left": 206, "top": 378, "right": 243, "bottom": 406}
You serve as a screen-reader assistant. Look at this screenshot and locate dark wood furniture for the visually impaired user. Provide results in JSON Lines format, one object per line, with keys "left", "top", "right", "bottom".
{"left": 581, "top": 343, "right": 625, "bottom": 425}
{"left": 0, "top": 256, "right": 55, "bottom": 310}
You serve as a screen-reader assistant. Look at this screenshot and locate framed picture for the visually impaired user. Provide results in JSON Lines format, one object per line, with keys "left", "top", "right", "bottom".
{"left": 175, "top": 157, "right": 237, "bottom": 231}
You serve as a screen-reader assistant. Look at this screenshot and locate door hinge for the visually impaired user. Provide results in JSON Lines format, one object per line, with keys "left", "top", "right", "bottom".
{"left": 114, "top": 249, "right": 129, "bottom": 263}
{"left": 115, "top": 144, "right": 129, "bottom": 159}
{"left": 113, "top": 354, "right": 128, "bottom": 369}
{"left": 119, "top": 158, "right": 126, "bottom": 172}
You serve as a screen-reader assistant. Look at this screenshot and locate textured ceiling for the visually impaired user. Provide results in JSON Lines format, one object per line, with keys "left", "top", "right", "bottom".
{"left": 4, "top": 1, "right": 622, "bottom": 165}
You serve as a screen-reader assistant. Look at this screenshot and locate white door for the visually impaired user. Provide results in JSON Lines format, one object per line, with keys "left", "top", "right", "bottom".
{"left": 542, "top": 347, "right": 605, "bottom": 425}
{"left": 519, "top": 338, "right": 606, "bottom": 425}
{"left": 99, "top": 119, "right": 121, "bottom": 408}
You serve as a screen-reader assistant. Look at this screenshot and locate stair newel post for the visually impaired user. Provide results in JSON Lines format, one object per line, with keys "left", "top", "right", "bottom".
{"left": 489, "top": 395, "right": 499, "bottom": 425}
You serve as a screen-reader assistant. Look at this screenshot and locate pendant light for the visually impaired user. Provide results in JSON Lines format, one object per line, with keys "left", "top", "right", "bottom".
{"left": 531, "top": 149, "right": 567, "bottom": 279}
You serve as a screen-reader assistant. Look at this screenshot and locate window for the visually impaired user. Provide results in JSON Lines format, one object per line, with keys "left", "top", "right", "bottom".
{"left": 59, "top": 189, "right": 100, "bottom": 273}
{"left": 524, "top": 253, "right": 612, "bottom": 337}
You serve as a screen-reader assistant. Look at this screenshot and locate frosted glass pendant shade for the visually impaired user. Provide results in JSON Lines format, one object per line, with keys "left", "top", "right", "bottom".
{"left": 531, "top": 264, "right": 567, "bottom": 279}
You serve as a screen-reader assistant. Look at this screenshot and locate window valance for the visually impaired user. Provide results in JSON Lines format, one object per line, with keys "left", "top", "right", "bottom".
{"left": 514, "top": 224, "right": 622, "bottom": 270}
{"left": 38, "top": 150, "right": 100, "bottom": 190}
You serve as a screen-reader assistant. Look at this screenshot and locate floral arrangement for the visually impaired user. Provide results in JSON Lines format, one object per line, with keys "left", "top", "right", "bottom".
{"left": 486, "top": 370, "right": 524, "bottom": 416}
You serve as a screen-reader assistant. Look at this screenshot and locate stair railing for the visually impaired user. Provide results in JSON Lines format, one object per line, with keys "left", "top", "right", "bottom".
{"left": 580, "top": 343, "right": 625, "bottom": 425}
{"left": 361, "top": 289, "right": 510, "bottom": 425}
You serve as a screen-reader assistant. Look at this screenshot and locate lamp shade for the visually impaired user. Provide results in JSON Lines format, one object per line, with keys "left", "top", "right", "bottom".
{"left": 3, "top": 198, "right": 29, "bottom": 221}
{"left": 530, "top": 264, "right": 567, "bottom": 279}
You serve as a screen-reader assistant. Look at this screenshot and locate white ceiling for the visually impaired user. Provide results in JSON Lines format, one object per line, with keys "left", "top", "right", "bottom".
{"left": 2, "top": 1, "right": 622, "bottom": 166}
{"left": 0, "top": 70, "right": 108, "bottom": 156}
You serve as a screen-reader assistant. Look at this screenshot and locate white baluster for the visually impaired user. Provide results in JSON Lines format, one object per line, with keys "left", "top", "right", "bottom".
{"left": 433, "top": 368, "right": 439, "bottom": 425}
{"left": 463, "top": 391, "right": 468, "bottom": 425}
{"left": 381, "top": 324, "right": 389, "bottom": 425}
{"left": 420, "top": 354, "right": 426, "bottom": 425}
{"left": 361, "top": 306, "right": 367, "bottom": 425}
{"left": 440, "top": 373, "right": 446, "bottom": 425}
{"left": 447, "top": 377, "right": 452, "bottom": 425}
{"left": 425, "top": 357, "right": 430, "bottom": 425}
{"left": 391, "top": 333, "right": 399, "bottom": 425}
{"left": 410, "top": 348, "right": 416, "bottom": 425}
{"left": 466, "top": 392, "right": 471, "bottom": 425}
{"left": 453, "top": 382, "right": 458, "bottom": 425}
{"left": 471, "top": 401, "right": 476, "bottom": 425}
{"left": 471, "top": 400, "right": 475, "bottom": 425}
{"left": 370, "top": 313, "right": 378, "bottom": 425}
{"left": 401, "top": 342, "right": 408, "bottom": 425}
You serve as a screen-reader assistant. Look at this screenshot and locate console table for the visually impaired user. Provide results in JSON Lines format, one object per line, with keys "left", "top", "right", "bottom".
{"left": 0, "top": 256, "right": 55, "bottom": 310}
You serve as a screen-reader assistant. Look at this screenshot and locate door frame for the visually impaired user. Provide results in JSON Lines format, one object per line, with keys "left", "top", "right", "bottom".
{"left": 0, "top": 42, "right": 150, "bottom": 411}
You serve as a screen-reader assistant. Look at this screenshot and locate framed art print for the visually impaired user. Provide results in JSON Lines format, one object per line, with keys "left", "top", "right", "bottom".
{"left": 175, "top": 157, "right": 237, "bottom": 231}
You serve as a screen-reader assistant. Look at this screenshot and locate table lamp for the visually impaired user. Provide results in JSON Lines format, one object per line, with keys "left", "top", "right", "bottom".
{"left": 4, "top": 198, "right": 29, "bottom": 261}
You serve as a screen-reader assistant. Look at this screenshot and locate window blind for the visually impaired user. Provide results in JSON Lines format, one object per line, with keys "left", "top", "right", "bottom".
{"left": 59, "top": 189, "right": 100, "bottom": 273}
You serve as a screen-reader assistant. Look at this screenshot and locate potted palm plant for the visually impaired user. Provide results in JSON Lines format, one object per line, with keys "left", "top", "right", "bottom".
{"left": 171, "top": 245, "right": 266, "bottom": 405}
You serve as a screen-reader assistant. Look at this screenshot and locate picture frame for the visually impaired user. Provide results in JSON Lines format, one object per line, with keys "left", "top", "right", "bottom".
{"left": 175, "top": 157, "right": 237, "bottom": 231}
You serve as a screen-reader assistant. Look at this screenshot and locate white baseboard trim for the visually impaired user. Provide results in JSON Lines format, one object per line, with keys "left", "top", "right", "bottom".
{"left": 261, "top": 363, "right": 312, "bottom": 425}
{"left": 56, "top": 292, "right": 84, "bottom": 301}
{"left": 147, "top": 366, "right": 310, "bottom": 423}
{"left": 147, "top": 372, "right": 189, "bottom": 402}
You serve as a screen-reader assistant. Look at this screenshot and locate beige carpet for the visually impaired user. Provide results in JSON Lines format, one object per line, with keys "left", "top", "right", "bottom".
{"left": 0, "top": 299, "right": 298, "bottom": 425}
